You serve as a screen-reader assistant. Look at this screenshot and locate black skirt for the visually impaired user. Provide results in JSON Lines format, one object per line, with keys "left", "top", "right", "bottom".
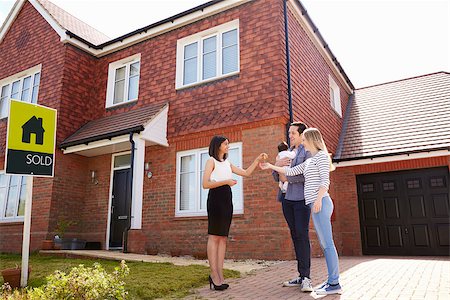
{"left": 207, "top": 185, "right": 233, "bottom": 236}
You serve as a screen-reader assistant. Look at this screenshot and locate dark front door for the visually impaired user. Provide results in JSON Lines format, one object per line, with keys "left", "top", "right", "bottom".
{"left": 109, "top": 168, "right": 131, "bottom": 249}
{"left": 357, "top": 167, "right": 449, "bottom": 255}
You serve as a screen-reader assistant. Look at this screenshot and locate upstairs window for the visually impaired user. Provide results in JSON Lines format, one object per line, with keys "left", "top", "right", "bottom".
{"left": 106, "top": 54, "right": 141, "bottom": 108}
{"left": 176, "top": 20, "right": 239, "bottom": 89}
{"left": 329, "top": 75, "right": 342, "bottom": 117}
{"left": 0, "top": 66, "right": 41, "bottom": 119}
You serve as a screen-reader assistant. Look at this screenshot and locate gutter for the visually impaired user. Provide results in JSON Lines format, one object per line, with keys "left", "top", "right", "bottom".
{"left": 60, "top": 125, "right": 144, "bottom": 149}
{"left": 333, "top": 147, "right": 450, "bottom": 163}
{"left": 65, "top": 0, "right": 224, "bottom": 51}
{"left": 284, "top": 0, "right": 294, "bottom": 144}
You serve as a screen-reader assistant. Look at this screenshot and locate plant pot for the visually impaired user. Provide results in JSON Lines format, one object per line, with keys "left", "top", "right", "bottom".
{"left": 1, "top": 267, "right": 31, "bottom": 289}
{"left": 54, "top": 238, "right": 86, "bottom": 250}
{"left": 42, "top": 239, "right": 54, "bottom": 250}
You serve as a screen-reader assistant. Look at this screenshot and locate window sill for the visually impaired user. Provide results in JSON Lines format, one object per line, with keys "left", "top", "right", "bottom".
{"left": 173, "top": 211, "right": 244, "bottom": 220}
{"left": 176, "top": 71, "right": 239, "bottom": 91}
{"left": 0, "top": 219, "right": 24, "bottom": 225}
{"left": 106, "top": 99, "right": 138, "bottom": 110}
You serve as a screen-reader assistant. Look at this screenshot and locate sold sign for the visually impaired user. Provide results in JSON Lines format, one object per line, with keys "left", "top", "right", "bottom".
{"left": 5, "top": 99, "right": 57, "bottom": 177}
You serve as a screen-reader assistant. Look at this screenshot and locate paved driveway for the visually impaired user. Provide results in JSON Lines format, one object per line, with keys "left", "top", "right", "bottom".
{"left": 187, "top": 256, "right": 450, "bottom": 300}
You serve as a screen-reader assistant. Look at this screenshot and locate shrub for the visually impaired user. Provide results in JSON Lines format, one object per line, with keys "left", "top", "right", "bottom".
{"left": 1, "top": 261, "right": 129, "bottom": 300}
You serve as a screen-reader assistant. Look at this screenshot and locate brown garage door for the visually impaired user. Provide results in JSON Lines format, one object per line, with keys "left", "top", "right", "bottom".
{"left": 357, "top": 167, "right": 449, "bottom": 255}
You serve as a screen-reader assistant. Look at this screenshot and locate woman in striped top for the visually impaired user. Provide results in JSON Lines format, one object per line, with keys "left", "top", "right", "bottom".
{"left": 261, "top": 128, "right": 342, "bottom": 295}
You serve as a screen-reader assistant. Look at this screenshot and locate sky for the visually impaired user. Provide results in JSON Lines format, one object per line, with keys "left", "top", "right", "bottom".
{"left": 0, "top": 0, "right": 449, "bottom": 88}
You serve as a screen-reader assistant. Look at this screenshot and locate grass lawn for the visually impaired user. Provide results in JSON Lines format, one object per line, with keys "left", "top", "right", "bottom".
{"left": 0, "top": 253, "right": 240, "bottom": 299}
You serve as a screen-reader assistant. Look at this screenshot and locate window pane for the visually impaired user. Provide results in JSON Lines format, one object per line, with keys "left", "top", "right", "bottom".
{"left": 183, "top": 58, "right": 197, "bottom": 85}
{"left": 0, "top": 175, "right": 8, "bottom": 187}
{"left": 11, "top": 81, "right": 20, "bottom": 99}
{"left": 203, "top": 52, "right": 216, "bottom": 80}
{"left": 21, "top": 76, "right": 32, "bottom": 102}
{"left": 9, "top": 176, "right": 20, "bottom": 187}
{"left": 200, "top": 153, "right": 210, "bottom": 210}
{"left": 183, "top": 43, "right": 198, "bottom": 85}
{"left": 114, "top": 154, "right": 131, "bottom": 168}
{"left": 222, "top": 45, "right": 238, "bottom": 74}
{"left": 0, "top": 187, "right": 5, "bottom": 215}
{"left": 0, "top": 85, "right": 9, "bottom": 117}
{"left": 31, "top": 73, "right": 40, "bottom": 104}
{"left": 181, "top": 155, "right": 195, "bottom": 173}
{"left": 130, "top": 62, "right": 140, "bottom": 76}
{"left": 128, "top": 76, "right": 139, "bottom": 100}
{"left": 203, "top": 36, "right": 216, "bottom": 53}
{"left": 33, "top": 72, "right": 41, "bottom": 86}
{"left": 5, "top": 185, "right": 18, "bottom": 217}
{"left": 113, "top": 80, "right": 125, "bottom": 104}
{"left": 184, "top": 42, "right": 197, "bottom": 59}
{"left": 180, "top": 173, "right": 195, "bottom": 210}
{"left": 17, "top": 183, "right": 27, "bottom": 216}
{"left": 223, "top": 29, "right": 237, "bottom": 47}
{"left": 115, "top": 66, "right": 126, "bottom": 81}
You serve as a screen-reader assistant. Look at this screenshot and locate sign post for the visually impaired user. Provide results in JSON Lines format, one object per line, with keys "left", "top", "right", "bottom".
{"left": 5, "top": 99, "right": 57, "bottom": 287}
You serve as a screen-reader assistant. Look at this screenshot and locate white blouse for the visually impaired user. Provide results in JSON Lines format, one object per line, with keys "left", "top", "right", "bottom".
{"left": 210, "top": 158, "right": 233, "bottom": 182}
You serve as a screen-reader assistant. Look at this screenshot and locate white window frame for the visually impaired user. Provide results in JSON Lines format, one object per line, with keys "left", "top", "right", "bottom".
{"left": 176, "top": 19, "right": 240, "bottom": 89}
{"left": 175, "top": 142, "right": 244, "bottom": 217}
{"left": 105, "top": 53, "right": 141, "bottom": 108}
{"left": 0, "top": 172, "right": 27, "bottom": 223}
{"left": 329, "top": 75, "right": 342, "bottom": 117}
{"left": 0, "top": 64, "right": 41, "bottom": 119}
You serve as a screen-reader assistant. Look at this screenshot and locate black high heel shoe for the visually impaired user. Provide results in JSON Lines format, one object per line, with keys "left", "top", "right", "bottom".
{"left": 221, "top": 283, "right": 229, "bottom": 289}
{"left": 208, "top": 276, "right": 226, "bottom": 291}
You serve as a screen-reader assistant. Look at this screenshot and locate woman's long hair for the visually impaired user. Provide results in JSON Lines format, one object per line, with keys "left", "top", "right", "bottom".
{"left": 209, "top": 135, "right": 228, "bottom": 161}
{"left": 303, "top": 128, "right": 335, "bottom": 172}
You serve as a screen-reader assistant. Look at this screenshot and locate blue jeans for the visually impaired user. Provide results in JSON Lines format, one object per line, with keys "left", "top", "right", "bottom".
{"left": 311, "top": 196, "right": 340, "bottom": 285}
{"left": 282, "top": 198, "right": 311, "bottom": 278}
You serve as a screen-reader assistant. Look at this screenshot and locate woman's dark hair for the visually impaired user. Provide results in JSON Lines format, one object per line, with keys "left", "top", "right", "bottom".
{"left": 209, "top": 135, "right": 228, "bottom": 161}
{"left": 278, "top": 141, "right": 289, "bottom": 152}
{"left": 290, "top": 121, "right": 308, "bottom": 134}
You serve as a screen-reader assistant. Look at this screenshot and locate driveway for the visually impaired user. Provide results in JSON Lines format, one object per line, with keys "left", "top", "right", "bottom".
{"left": 187, "top": 256, "right": 450, "bottom": 300}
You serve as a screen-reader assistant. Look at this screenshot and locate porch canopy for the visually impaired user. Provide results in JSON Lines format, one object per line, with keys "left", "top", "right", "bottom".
{"left": 60, "top": 103, "right": 169, "bottom": 156}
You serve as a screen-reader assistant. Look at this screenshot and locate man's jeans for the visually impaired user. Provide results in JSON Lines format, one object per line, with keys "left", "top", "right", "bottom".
{"left": 311, "top": 196, "right": 340, "bottom": 285}
{"left": 282, "top": 199, "right": 311, "bottom": 278}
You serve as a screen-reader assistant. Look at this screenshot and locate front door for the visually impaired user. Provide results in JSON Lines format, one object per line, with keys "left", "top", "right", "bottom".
{"left": 357, "top": 167, "right": 449, "bottom": 255}
{"left": 109, "top": 168, "right": 131, "bottom": 249}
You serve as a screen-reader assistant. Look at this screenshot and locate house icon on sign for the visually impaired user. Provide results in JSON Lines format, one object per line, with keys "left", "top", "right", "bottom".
{"left": 22, "top": 116, "right": 45, "bottom": 145}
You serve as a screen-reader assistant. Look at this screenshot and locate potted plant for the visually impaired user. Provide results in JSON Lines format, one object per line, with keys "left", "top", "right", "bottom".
{"left": 1, "top": 264, "right": 31, "bottom": 289}
{"left": 53, "top": 219, "right": 87, "bottom": 250}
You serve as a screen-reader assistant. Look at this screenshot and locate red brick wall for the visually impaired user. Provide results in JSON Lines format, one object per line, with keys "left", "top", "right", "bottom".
{"left": 88, "top": 0, "right": 287, "bottom": 138}
{"left": 287, "top": 3, "right": 351, "bottom": 154}
{"left": 331, "top": 156, "right": 450, "bottom": 256}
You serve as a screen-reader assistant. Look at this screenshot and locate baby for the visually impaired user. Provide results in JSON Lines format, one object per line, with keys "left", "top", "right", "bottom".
{"left": 276, "top": 141, "right": 296, "bottom": 193}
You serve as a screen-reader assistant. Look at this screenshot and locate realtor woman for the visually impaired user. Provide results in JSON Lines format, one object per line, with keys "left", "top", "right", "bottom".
{"left": 202, "top": 135, "right": 267, "bottom": 290}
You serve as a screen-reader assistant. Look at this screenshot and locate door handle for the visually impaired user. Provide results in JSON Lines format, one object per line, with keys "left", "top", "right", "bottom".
{"left": 404, "top": 227, "right": 409, "bottom": 235}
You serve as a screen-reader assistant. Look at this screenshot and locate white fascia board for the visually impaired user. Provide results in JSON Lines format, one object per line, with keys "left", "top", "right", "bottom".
{"left": 287, "top": 0, "right": 353, "bottom": 94}
{"left": 0, "top": 0, "right": 25, "bottom": 43}
{"left": 66, "top": 0, "right": 252, "bottom": 57}
{"left": 62, "top": 135, "right": 129, "bottom": 154}
{"left": 334, "top": 150, "right": 450, "bottom": 168}
{"left": 139, "top": 105, "right": 169, "bottom": 147}
{"left": 28, "top": 0, "right": 67, "bottom": 41}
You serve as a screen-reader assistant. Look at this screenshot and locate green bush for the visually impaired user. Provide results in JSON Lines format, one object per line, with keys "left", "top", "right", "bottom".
{"left": 1, "top": 261, "right": 129, "bottom": 300}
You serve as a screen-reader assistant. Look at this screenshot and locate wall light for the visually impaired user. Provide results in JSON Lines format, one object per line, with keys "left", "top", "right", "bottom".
{"left": 144, "top": 162, "right": 152, "bottom": 179}
{"left": 90, "top": 170, "right": 98, "bottom": 185}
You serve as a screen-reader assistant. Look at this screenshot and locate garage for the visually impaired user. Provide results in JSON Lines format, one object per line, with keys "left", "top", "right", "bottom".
{"left": 357, "top": 167, "right": 449, "bottom": 255}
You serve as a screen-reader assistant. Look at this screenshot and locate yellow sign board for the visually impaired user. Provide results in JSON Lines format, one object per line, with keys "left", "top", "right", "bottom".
{"left": 5, "top": 99, "right": 57, "bottom": 177}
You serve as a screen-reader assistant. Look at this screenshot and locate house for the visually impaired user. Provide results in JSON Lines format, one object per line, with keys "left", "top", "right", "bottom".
{"left": 0, "top": 0, "right": 448, "bottom": 259}
{"left": 22, "top": 116, "right": 45, "bottom": 145}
